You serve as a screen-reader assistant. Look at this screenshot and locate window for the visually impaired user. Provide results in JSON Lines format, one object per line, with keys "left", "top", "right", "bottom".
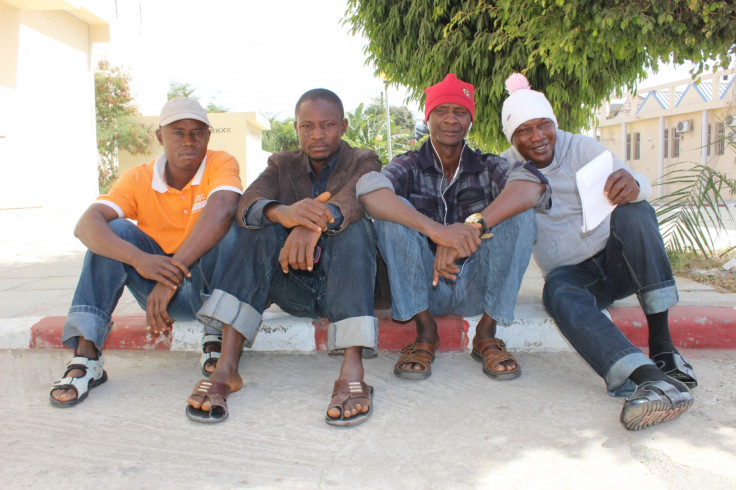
{"left": 716, "top": 122, "right": 725, "bottom": 156}
{"left": 707, "top": 124, "right": 712, "bottom": 156}
{"left": 664, "top": 128, "right": 669, "bottom": 158}
{"left": 672, "top": 128, "right": 680, "bottom": 158}
{"left": 626, "top": 133, "right": 631, "bottom": 160}
{"left": 634, "top": 132, "right": 641, "bottom": 160}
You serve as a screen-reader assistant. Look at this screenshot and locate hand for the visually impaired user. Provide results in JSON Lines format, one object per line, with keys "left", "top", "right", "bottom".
{"left": 278, "top": 225, "right": 322, "bottom": 273}
{"left": 146, "top": 282, "right": 176, "bottom": 335}
{"left": 131, "top": 253, "right": 190, "bottom": 290}
{"left": 432, "top": 245, "right": 461, "bottom": 285}
{"left": 270, "top": 191, "right": 333, "bottom": 233}
{"left": 604, "top": 169, "right": 639, "bottom": 205}
{"left": 428, "top": 222, "right": 481, "bottom": 258}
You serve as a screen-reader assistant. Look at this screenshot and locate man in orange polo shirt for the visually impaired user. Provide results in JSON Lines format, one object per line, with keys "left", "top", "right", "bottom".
{"left": 50, "top": 97, "right": 242, "bottom": 407}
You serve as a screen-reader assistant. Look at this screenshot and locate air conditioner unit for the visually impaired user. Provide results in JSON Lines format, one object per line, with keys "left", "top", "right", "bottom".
{"left": 676, "top": 120, "right": 693, "bottom": 133}
{"left": 725, "top": 114, "right": 736, "bottom": 127}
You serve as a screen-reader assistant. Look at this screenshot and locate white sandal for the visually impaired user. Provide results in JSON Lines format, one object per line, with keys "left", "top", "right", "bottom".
{"left": 49, "top": 355, "right": 108, "bottom": 407}
{"left": 200, "top": 334, "right": 222, "bottom": 377}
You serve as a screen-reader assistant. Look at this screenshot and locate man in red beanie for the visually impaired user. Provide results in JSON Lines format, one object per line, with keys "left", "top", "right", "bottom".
{"left": 357, "top": 73, "right": 549, "bottom": 381}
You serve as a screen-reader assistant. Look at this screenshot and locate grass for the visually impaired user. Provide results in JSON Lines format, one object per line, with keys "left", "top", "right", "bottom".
{"left": 668, "top": 249, "right": 736, "bottom": 293}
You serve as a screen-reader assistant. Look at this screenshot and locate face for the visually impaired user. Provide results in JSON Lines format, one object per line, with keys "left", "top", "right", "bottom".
{"left": 294, "top": 98, "right": 347, "bottom": 165}
{"left": 511, "top": 118, "right": 557, "bottom": 168}
{"left": 156, "top": 119, "right": 210, "bottom": 174}
{"left": 427, "top": 103, "right": 472, "bottom": 148}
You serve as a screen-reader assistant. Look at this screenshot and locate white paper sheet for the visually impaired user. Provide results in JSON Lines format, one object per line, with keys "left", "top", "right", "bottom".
{"left": 576, "top": 151, "right": 617, "bottom": 232}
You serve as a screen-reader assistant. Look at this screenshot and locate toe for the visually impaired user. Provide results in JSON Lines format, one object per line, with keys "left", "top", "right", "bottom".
{"left": 327, "top": 406, "right": 341, "bottom": 418}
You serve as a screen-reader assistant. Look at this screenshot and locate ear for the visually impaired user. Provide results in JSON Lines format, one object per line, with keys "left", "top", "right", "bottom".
{"left": 340, "top": 118, "right": 348, "bottom": 136}
{"left": 156, "top": 128, "right": 164, "bottom": 146}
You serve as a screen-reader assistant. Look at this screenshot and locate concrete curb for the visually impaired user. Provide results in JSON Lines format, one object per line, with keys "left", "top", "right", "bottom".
{"left": 19, "top": 304, "right": 736, "bottom": 352}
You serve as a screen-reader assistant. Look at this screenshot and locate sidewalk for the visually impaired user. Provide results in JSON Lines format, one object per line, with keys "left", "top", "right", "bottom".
{"left": 1, "top": 207, "right": 736, "bottom": 352}
{"left": 2, "top": 207, "right": 736, "bottom": 488}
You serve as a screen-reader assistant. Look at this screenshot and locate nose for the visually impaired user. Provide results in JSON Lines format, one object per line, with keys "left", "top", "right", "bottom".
{"left": 182, "top": 133, "right": 195, "bottom": 145}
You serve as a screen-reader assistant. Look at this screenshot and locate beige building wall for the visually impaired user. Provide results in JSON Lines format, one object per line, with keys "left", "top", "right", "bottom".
{"left": 119, "top": 112, "right": 271, "bottom": 188}
{"left": 597, "top": 69, "right": 736, "bottom": 198}
{"left": 0, "top": 0, "right": 110, "bottom": 211}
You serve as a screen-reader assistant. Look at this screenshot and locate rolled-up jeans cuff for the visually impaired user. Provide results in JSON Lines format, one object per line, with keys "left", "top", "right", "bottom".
{"left": 327, "top": 316, "right": 378, "bottom": 356}
{"left": 605, "top": 351, "right": 654, "bottom": 396}
{"left": 639, "top": 283, "right": 678, "bottom": 314}
{"left": 62, "top": 309, "right": 113, "bottom": 352}
{"left": 196, "top": 289, "right": 261, "bottom": 348}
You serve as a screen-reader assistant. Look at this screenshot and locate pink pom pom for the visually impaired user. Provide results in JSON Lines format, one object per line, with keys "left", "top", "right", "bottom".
{"left": 505, "top": 73, "right": 531, "bottom": 94}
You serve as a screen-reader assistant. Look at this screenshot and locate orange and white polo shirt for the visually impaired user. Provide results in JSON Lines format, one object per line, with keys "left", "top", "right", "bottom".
{"left": 97, "top": 149, "right": 242, "bottom": 254}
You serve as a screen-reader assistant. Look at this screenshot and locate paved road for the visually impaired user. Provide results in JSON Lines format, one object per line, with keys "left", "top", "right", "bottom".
{"left": 3, "top": 348, "right": 736, "bottom": 488}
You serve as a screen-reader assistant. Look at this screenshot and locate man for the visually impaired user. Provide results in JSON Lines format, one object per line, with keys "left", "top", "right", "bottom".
{"left": 500, "top": 73, "right": 696, "bottom": 431}
{"left": 186, "top": 89, "right": 380, "bottom": 426}
{"left": 357, "top": 74, "right": 548, "bottom": 381}
{"left": 50, "top": 97, "right": 242, "bottom": 406}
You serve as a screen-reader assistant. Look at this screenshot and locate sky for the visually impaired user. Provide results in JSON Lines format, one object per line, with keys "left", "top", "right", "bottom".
{"left": 94, "top": 0, "right": 421, "bottom": 121}
{"left": 93, "top": 0, "right": 717, "bottom": 123}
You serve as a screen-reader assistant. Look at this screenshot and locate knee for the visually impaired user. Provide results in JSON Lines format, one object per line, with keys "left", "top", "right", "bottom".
{"left": 107, "top": 218, "right": 141, "bottom": 240}
{"left": 611, "top": 201, "right": 656, "bottom": 230}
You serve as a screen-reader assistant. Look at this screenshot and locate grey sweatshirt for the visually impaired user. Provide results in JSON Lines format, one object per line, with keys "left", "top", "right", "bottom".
{"left": 501, "top": 129, "right": 651, "bottom": 277}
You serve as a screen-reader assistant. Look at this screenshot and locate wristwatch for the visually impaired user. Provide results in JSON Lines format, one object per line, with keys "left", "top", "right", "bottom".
{"left": 464, "top": 213, "right": 494, "bottom": 239}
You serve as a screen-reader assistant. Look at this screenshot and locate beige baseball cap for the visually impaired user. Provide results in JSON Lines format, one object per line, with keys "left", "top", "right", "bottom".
{"left": 159, "top": 97, "right": 212, "bottom": 128}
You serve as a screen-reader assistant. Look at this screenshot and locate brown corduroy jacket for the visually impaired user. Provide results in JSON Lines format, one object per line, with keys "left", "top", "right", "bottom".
{"left": 236, "top": 140, "right": 381, "bottom": 233}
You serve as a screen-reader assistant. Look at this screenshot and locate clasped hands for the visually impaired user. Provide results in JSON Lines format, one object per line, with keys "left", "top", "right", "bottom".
{"left": 429, "top": 221, "right": 483, "bottom": 286}
{"left": 131, "top": 252, "right": 190, "bottom": 336}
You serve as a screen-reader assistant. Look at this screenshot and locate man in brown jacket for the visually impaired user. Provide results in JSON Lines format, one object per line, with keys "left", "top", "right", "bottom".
{"left": 186, "top": 89, "right": 381, "bottom": 427}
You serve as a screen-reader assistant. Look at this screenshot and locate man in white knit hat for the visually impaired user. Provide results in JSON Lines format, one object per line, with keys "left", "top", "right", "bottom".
{"left": 500, "top": 73, "right": 696, "bottom": 431}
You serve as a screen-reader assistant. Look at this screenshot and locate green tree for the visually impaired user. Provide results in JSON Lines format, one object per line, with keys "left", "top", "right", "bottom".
{"left": 344, "top": 98, "right": 416, "bottom": 164}
{"left": 346, "top": 0, "right": 736, "bottom": 149}
{"left": 95, "top": 59, "right": 154, "bottom": 193}
{"left": 262, "top": 114, "right": 299, "bottom": 153}
{"left": 167, "top": 81, "right": 198, "bottom": 100}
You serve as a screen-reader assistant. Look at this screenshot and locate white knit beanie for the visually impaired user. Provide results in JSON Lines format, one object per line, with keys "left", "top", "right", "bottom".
{"left": 501, "top": 73, "right": 557, "bottom": 143}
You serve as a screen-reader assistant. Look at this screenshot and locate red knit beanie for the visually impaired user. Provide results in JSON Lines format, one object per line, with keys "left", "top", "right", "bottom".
{"left": 424, "top": 73, "right": 475, "bottom": 122}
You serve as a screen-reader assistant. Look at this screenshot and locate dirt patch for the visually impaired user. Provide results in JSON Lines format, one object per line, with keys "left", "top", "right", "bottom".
{"left": 670, "top": 251, "right": 736, "bottom": 293}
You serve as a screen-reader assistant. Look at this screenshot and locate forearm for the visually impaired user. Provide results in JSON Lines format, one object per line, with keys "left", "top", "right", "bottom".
{"left": 75, "top": 207, "right": 146, "bottom": 266}
{"left": 360, "top": 188, "right": 441, "bottom": 238}
{"left": 482, "top": 181, "right": 545, "bottom": 227}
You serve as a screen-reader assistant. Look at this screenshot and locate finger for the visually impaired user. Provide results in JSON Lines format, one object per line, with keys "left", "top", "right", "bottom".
{"left": 169, "top": 258, "right": 191, "bottom": 278}
{"left": 279, "top": 247, "right": 290, "bottom": 274}
{"left": 315, "top": 191, "right": 331, "bottom": 203}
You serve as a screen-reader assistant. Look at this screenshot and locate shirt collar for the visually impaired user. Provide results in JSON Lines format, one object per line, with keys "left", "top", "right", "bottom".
{"left": 419, "top": 138, "right": 482, "bottom": 174}
{"left": 152, "top": 152, "right": 208, "bottom": 193}
{"left": 306, "top": 147, "right": 341, "bottom": 177}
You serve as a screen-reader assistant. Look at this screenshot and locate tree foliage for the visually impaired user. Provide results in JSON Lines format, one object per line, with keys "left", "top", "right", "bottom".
{"left": 346, "top": 0, "right": 736, "bottom": 149}
{"left": 167, "top": 81, "right": 198, "bottom": 100}
{"left": 262, "top": 114, "right": 299, "bottom": 153}
{"left": 344, "top": 97, "right": 416, "bottom": 164}
{"left": 95, "top": 59, "right": 154, "bottom": 193}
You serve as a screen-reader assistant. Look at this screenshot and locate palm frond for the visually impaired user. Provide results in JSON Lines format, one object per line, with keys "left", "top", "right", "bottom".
{"left": 653, "top": 161, "right": 736, "bottom": 256}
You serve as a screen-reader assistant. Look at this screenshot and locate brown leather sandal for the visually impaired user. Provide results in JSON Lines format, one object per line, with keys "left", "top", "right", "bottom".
{"left": 325, "top": 380, "right": 374, "bottom": 427}
{"left": 471, "top": 337, "right": 521, "bottom": 380}
{"left": 185, "top": 379, "right": 231, "bottom": 423}
{"left": 394, "top": 341, "right": 439, "bottom": 380}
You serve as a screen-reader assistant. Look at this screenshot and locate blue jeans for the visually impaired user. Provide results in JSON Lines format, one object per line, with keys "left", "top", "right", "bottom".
{"left": 62, "top": 219, "right": 239, "bottom": 351}
{"left": 197, "top": 218, "right": 378, "bottom": 354}
{"left": 373, "top": 209, "right": 536, "bottom": 325}
{"left": 542, "top": 201, "right": 679, "bottom": 396}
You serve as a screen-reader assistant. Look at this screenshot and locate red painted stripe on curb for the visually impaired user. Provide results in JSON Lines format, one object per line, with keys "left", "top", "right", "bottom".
{"left": 29, "top": 306, "right": 736, "bottom": 351}
{"left": 608, "top": 306, "right": 736, "bottom": 350}
{"left": 312, "top": 314, "right": 469, "bottom": 352}
{"left": 30, "top": 314, "right": 171, "bottom": 351}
